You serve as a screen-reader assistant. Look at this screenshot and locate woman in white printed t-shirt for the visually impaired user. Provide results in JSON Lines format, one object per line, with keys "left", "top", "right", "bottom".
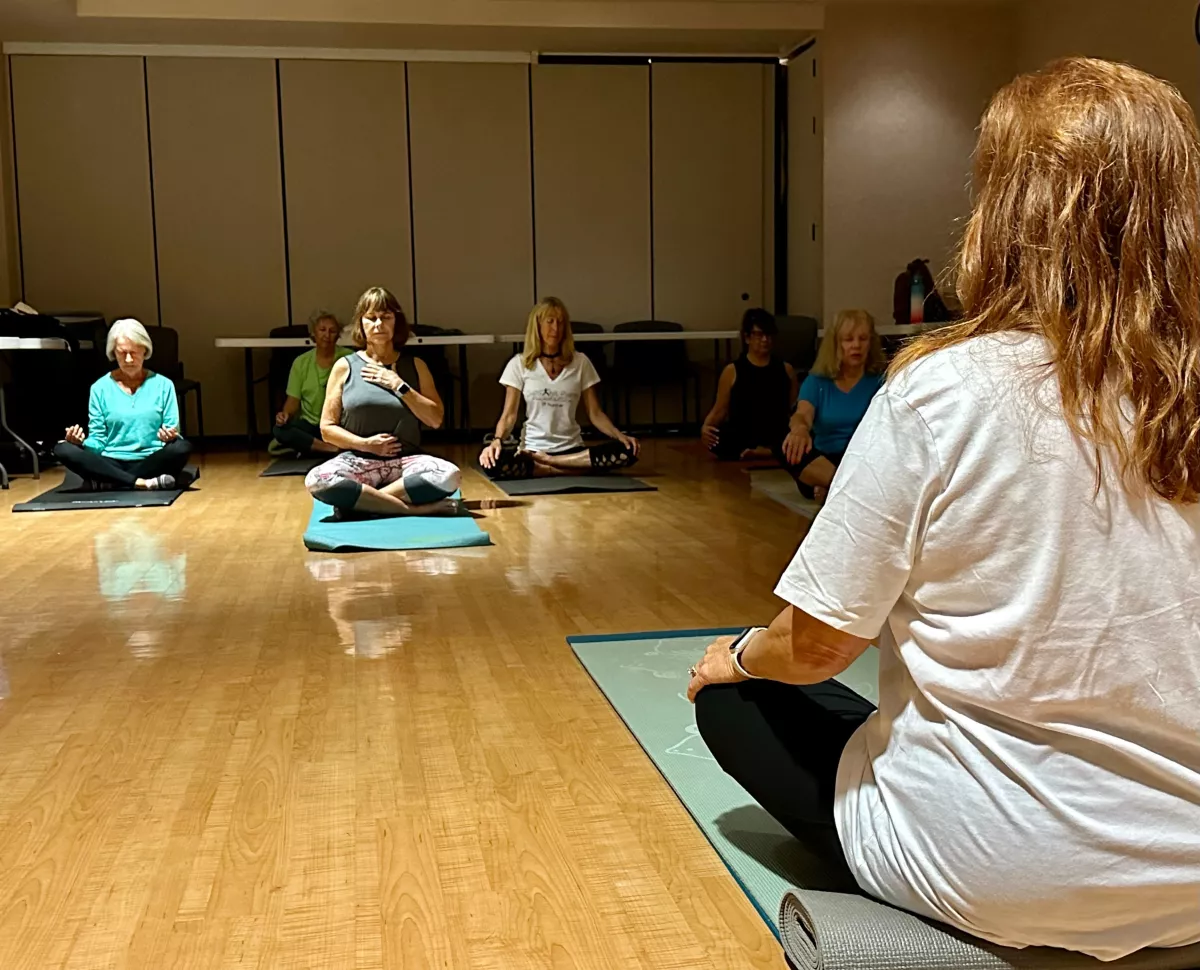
{"left": 686, "top": 58, "right": 1200, "bottom": 961}
{"left": 480, "top": 297, "right": 639, "bottom": 479}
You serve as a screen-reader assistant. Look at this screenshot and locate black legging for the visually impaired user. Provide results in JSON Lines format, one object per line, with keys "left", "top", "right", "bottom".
{"left": 53, "top": 438, "right": 192, "bottom": 488}
{"left": 695, "top": 678, "right": 876, "bottom": 885}
{"left": 272, "top": 417, "right": 323, "bottom": 456}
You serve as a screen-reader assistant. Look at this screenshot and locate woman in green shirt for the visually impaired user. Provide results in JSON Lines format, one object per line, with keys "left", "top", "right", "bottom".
{"left": 53, "top": 318, "right": 192, "bottom": 490}
{"left": 272, "top": 312, "right": 352, "bottom": 456}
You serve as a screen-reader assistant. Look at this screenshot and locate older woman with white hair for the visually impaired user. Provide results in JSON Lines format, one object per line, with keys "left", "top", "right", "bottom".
{"left": 52, "top": 318, "right": 192, "bottom": 490}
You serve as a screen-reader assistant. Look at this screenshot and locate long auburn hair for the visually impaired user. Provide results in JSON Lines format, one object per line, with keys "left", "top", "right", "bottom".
{"left": 891, "top": 57, "right": 1200, "bottom": 504}
{"left": 350, "top": 286, "right": 409, "bottom": 350}
{"left": 812, "top": 309, "right": 886, "bottom": 378}
{"left": 521, "top": 297, "right": 575, "bottom": 369}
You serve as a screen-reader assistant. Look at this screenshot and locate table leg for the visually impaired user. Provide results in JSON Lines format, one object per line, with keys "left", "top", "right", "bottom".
{"left": 0, "top": 460, "right": 7, "bottom": 489}
{"left": 459, "top": 344, "right": 471, "bottom": 433}
{"left": 244, "top": 348, "right": 256, "bottom": 449}
{"left": 0, "top": 382, "right": 38, "bottom": 479}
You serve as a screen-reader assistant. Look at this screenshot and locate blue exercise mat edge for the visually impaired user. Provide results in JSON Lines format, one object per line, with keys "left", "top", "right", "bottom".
{"left": 567, "top": 626, "right": 783, "bottom": 938}
{"left": 302, "top": 495, "right": 492, "bottom": 551}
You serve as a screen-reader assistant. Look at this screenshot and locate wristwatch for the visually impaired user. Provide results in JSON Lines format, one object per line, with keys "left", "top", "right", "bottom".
{"left": 396, "top": 380, "right": 412, "bottom": 397}
{"left": 729, "top": 627, "right": 767, "bottom": 679}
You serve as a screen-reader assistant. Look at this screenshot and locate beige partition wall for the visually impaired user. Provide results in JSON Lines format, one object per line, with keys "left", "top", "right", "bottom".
{"left": 651, "top": 63, "right": 765, "bottom": 329}
{"left": 12, "top": 55, "right": 158, "bottom": 323}
{"left": 408, "top": 61, "right": 534, "bottom": 418}
{"left": 147, "top": 57, "right": 288, "bottom": 436}
{"left": 531, "top": 64, "right": 651, "bottom": 326}
{"left": 279, "top": 59, "right": 412, "bottom": 327}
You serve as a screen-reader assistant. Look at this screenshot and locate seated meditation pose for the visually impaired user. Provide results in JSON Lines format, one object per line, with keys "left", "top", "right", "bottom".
{"left": 688, "top": 58, "right": 1200, "bottom": 960}
{"left": 53, "top": 318, "right": 192, "bottom": 490}
{"left": 782, "top": 308, "right": 885, "bottom": 501}
{"left": 304, "top": 287, "right": 461, "bottom": 516}
{"left": 479, "top": 297, "right": 639, "bottom": 479}
{"left": 272, "top": 310, "right": 352, "bottom": 456}
{"left": 701, "top": 308, "right": 798, "bottom": 460}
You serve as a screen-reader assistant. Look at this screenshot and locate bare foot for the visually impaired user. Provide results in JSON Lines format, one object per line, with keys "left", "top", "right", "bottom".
{"left": 814, "top": 486, "right": 829, "bottom": 504}
{"left": 738, "top": 446, "right": 774, "bottom": 460}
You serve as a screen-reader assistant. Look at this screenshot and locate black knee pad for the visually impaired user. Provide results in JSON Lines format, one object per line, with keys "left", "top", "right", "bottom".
{"left": 312, "top": 478, "right": 362, "bottom": 509}
{"left": 590, "top": 439, "right": 637, "bottom": 472}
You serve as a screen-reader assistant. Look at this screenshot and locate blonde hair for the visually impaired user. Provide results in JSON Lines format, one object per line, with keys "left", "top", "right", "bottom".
{"left": 521, "top": 297, "right": 575, "bottom": 369}
{"left": 812, "top": 309, "right": 885, "bottom": 378}
{"left": 307, "top": 310, "right": 341, "bottom": 341}
{"left": 106, "top": 318, "right": 153, "bottom": 361}
{"left": 350, "top": 287, "right": 408, "bottom": 350}
{"left": 891, "top": 57, "right": 1200, "bottom": 504}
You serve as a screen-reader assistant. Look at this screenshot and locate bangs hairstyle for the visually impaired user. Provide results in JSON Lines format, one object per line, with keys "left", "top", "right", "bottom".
{"left": 521, "top": 297, "right": 575, "bottom": 369}
{"left": 105, "top": 318, "right": 153, "bottom": 361}
{"left": 351, "top": 286, "right": 409, "bottom": 350}
{"left": 891, "top": 57, "right": 1200, "bottom": 504}
{"left": 812, "top": 309, "right": 885, "bottom": 378}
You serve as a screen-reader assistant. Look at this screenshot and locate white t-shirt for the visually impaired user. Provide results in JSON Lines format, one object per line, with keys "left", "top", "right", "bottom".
{"left": 499, "top": 352, "right": 600, "bottom": 454}
{"left": 775, "top": 333, "right": 1200, "bottom": 960}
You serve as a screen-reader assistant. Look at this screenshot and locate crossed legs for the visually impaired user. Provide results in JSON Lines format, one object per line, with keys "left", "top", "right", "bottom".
{"left": 306, "top": 452, "right": 461, "bottom": 516}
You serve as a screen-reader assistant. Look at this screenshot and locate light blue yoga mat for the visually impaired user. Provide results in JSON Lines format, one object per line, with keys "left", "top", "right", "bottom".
{"left": 303, "top": 494, "right": 492, "bottom": 551}
{"left": 569, "top": 627, "right": 879, "bottom": 937}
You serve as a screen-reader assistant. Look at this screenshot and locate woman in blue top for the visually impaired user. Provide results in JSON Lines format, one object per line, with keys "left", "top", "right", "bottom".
{"left": 782, "top": 309, "right": 885, "bottom": 501}
{"left": 53, "top": 319, "right": 192, "bottom": 490}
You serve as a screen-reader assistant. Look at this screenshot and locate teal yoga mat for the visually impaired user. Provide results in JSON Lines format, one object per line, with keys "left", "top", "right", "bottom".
{"left": 568, "top": 628, "right": 879, "bottom": 937}
{"left": 303, "top": 494, "right": 491, "bottom": 551}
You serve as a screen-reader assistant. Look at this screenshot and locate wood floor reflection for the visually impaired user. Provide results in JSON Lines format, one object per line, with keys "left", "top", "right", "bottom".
{"left": 0, "top": 441, "right": 809, "bottom": 969}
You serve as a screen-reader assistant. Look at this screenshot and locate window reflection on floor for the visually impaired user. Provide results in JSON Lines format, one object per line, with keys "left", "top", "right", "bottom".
{"left": 94, "top": 524, "right": 188, "bottom": 605}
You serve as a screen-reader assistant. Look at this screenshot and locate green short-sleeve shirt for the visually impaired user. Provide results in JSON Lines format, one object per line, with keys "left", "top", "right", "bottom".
{"left": 286, "top": 347, "right": 353, "bottom": 425}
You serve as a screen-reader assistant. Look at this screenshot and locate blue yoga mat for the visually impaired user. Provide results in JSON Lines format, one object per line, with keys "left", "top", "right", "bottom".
{"left": 303, "top": 495, "right": 492, "bottom": 551}
{"left": 569, "top": 627, "right": 879, "bottom": 937}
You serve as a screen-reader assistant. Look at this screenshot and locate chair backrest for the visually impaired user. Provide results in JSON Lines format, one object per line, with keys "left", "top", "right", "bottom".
{"left": 613, "top": 319, "right": 688, "bottom": 376}
{"left": 145, "top": 325, "right": 182, "bottom": 380}
{"left": 774, "top": 315, "right": 820, "bottom": 375}
{"left": 569, "top": 321, "right": 608, "bottom": 369}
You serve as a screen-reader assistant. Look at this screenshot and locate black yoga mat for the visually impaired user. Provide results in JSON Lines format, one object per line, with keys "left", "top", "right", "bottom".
{"left": 12, "top": 467, "right": 200, "bottom": 512}
{"left": 260, "top": 456, "right": 322, "bottom": 477}
{"left": 489, "top": 474, "right": 656, "bottom": 496}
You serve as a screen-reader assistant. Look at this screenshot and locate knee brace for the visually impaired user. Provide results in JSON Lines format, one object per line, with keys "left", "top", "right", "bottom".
{"left": 308, "top": 476, "right": 363, "bottom": 510}
{"left": 590, "top": 439, "right": 637, "bottom": 472}
{"left": 403, "top": 459, "right": 460, "bottom": 504}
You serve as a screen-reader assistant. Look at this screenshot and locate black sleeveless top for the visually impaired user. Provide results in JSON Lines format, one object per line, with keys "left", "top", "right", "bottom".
{"left": 728, "top": 354, "right": 791, "bottom": 445}
{"left": 340, "top": 352, "right": 422, "bottom": 456}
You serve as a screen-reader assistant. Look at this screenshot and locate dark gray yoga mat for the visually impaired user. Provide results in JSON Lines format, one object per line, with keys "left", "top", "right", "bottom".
{"left": 779, "top": 890, "right": 1200, "bottom": 970}
{"left": 12, "top": 467, "right": 200, "bottom": 512}
{"left": 260, "top": 456, "right": 322, "bottom": 477}
{"left": 490, "top": 474, "right": 655, "bottom": 496}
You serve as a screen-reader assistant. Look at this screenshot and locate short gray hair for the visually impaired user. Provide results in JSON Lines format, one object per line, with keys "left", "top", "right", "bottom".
{"left": 106, "top": 318, "right": 153, "bottom": 361}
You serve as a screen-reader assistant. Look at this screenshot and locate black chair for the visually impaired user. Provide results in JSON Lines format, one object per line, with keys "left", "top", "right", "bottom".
{"left": 570, "top": 321, "right": 612, "bottom": 418}
{"left": 147, "top": 325, "right": 204, "bottom": 442}
{"left": 774, "top": 315, "right": 820, "bottom": 382}
{"left": 611, "top": 320, "right": 702, "bottom": 432}
{"left": 411, "top": 323, "right": 461, "bottom": 431}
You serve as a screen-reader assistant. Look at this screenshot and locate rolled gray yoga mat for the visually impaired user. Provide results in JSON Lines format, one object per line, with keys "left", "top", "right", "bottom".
{"left": 778, "top": 890, "right": 1200, "bottom": 970}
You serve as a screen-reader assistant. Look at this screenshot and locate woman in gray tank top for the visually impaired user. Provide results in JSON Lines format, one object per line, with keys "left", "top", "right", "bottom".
{"left": 305, "top": 287, "right": 462, "bottom": 516}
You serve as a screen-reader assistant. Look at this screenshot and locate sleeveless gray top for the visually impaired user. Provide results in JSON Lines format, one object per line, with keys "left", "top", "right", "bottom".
{"left": 340, "top": 351, "right": 422, "bottom": 455}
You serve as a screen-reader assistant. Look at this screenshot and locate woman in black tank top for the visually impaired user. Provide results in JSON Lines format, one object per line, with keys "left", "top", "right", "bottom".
{"left": 701, "top": 309, "right": 799, "bottom": 461}
{"left": 304, "top": 286, "right": 463, "bottom": 517}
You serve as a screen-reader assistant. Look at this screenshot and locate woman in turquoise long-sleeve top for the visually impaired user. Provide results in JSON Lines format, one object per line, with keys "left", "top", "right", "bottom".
{"left": 53, "top": 319, "right": 193, "bottom": 490}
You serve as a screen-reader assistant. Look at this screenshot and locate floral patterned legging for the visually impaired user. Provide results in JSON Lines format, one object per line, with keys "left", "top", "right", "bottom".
{"left": 305, "top": 452, "right": 461, "bottom": 509}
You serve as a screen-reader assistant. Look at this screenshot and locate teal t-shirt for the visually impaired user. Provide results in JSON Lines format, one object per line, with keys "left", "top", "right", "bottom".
{"left": 286, "top": 347, "right": 353, "bottom": 425}
{"left": 84, "top": 371, "right": 180, "bottom": 461}
{"left": 799, "top": 372, "right": 884, "bottom": 455}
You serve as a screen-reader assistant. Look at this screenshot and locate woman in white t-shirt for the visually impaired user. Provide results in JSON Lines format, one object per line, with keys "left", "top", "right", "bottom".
{"left": 480, "top": 297, "right": 639, "bottom": 479}
{"left": 686, "top": 58, "right": 1200, "bottom": 961}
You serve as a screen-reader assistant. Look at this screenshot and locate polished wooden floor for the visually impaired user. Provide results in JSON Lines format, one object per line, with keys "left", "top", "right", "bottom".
{"left": 0, "top": 441, "right": 810, "bottom": 969}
